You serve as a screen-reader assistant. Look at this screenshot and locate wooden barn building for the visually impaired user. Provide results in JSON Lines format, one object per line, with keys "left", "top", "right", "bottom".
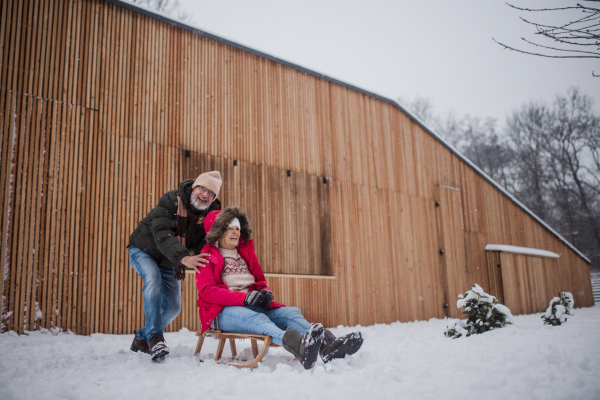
{"left": 0, "top": 0, "right": 594, "bottom": 335}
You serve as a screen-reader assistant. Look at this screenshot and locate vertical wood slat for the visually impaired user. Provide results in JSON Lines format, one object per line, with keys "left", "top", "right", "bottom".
{"left": 0, "top": 0, "right": 593, "bottom": 336}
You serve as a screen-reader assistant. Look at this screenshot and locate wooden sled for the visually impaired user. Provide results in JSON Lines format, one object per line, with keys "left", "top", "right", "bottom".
{"left": 194, "top": 329, "right": 281, "bottom": 369}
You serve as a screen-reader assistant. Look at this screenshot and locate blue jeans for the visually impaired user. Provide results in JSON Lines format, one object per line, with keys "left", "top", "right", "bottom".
{"left": 128, "top": 246, "right": 181, "bottom": 343}
{"left": 216, "top": 306, "right": 310, "bottom": 346}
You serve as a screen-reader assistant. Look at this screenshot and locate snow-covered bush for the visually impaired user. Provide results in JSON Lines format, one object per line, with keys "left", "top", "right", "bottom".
{"left": 443, "top": 319, "right": 468, "bottom": 338}
{"left": 541, "top": 291, "right": 574, "bottom": 326}
{"left": 444, "top": 284, "right": 513, "bottom": 338}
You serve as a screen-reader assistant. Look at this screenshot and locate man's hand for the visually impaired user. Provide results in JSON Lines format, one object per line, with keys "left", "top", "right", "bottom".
{"left": 181, "top": 253, "right": 211, "bottom": 273}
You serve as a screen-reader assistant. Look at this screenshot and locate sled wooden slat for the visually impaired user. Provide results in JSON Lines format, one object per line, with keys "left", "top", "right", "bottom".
{"left": 194, "top": 330, "right": 280, "bottom": 369}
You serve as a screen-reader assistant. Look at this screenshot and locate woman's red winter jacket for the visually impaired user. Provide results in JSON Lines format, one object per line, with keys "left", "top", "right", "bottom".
{"left": 195, "top": 212, "right": 285, "bottom": 333}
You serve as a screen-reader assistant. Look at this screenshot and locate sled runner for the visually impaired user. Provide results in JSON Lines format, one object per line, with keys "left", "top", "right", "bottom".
{"left": 194, "top": 329, "right": 280, "bottom": 369}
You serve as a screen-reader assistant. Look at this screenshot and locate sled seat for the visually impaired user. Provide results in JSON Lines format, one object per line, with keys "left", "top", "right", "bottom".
{"left": 194, "top": 329, "right": 281, "bottom": 369}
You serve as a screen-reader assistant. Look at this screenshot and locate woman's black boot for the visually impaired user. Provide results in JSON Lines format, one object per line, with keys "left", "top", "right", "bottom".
{"left": 319, "top": 329, "right": 363, "bottom": 363}
{"left": 282, "top": 323, "right": 324, "bottom": 369}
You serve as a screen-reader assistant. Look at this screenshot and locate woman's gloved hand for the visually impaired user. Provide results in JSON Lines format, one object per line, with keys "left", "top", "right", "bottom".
{"left": 244, "top": 290, "right": 265, "bottom": 307}
{"left": 260, "top": 290, "right": 273, "bottom": 307}
{"left": 244, "top": 290, "right": 274, "bottom": 308}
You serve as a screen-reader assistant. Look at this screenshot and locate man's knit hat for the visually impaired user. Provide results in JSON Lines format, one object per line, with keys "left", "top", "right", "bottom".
{"left": 193, "top": 171, "right": 222, "bottom": 199}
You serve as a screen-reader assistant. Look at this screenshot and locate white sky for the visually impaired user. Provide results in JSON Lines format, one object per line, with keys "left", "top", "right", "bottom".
{"left": 173, "top": 0, "right": 599, "bottom": 124}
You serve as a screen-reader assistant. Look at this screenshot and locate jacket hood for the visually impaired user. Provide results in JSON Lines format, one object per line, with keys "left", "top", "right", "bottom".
{"left": 179, "top": 179, "right": 195, "bottom": 191}
{"left": 204, "top": 206, "right": 253, "bottom": 245}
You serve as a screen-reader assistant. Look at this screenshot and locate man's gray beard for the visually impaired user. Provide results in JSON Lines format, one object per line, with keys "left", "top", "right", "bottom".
{"left": 190, "top": 196, "right": 210, "bottom": 213}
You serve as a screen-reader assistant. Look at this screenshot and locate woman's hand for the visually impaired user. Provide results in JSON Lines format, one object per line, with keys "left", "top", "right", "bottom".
{"left": 181, "top": 253, "right": 211, "bottom": 273}
{"left": 260, "top": 290, "right": 273, "bottom": 307}
{"left": 244, "top": 291, "right": 264, "bottom": 307}
{"left": 244, "top": 290, "right": 273, "bottom": 308}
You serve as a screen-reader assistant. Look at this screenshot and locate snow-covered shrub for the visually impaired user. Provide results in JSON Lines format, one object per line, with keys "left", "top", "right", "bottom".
{"left": 443, "top": 319, "right": 468, "bottom": 339}
{"left": 541, "top": 291, "right": 574, "bottom": 326}
{"left": 444, "top": 284, "right": 513, "bottom": 338}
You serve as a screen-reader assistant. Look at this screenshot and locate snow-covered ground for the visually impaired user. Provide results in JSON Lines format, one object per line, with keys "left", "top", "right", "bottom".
{"left": 1, "top": 306, "right": 599, "bottom": 400}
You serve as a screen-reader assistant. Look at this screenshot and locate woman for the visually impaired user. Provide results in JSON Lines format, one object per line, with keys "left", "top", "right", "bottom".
{"left": 196, "top": 206, "right": 363, "bottom": 369}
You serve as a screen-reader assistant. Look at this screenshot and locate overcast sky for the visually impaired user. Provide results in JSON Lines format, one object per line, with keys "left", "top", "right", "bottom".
{"left": 171, "top": 0, "right": 598, "bottom": 125}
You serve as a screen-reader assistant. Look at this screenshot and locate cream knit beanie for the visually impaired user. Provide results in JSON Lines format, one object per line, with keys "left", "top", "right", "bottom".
{"left": 193, "top": 171, "right": 222, "bottom": 199}
{"left": 228, "top": 218, "right": 241, "bottom": 229}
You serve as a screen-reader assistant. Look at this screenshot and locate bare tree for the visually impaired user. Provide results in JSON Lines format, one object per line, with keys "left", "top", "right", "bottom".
{"left": 493, "top": 1, "right": 600, "bottom": 76}
{"left": 460, "top": 116, "right": 516, "bottom": 192}
{"left": 401, "top": 96, "right": 515, "bottom": 187}
{"left": 507, "top": 102, "right": 552, "bottom": 220}
{"left": 587, "top": 118, "right": 600, "bottom": 192}
{"left": 399, "top": 95, "right": 467, "bottom": 147}
{"left": 400, "top": 95, "right": 437, "bottom": 126}
{"left": 507, "top": 88, "right": 600, "bottom": 268}
{"left": 545, "top": 88, "right": 600, "bottom": 257}
{"left": 130, "top": 0, "right": 192, "bottom": 23}
{"left": 402, "top": 89, "right": 600, "bottom": 268}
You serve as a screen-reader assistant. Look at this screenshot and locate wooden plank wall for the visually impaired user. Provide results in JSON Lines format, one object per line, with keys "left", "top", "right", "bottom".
{"left": 0, "top": 0, "right": 594, "bottom": 335}
{"left": 498, "top": 253, "right": 561, "bottom": 315}
{"left": 435, "top": 185, "right": 470, "bottom": 319}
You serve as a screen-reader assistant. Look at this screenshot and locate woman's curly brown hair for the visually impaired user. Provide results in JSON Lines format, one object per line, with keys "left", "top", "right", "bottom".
{"left": 206, "top": 206, "right": 253, "bottom": 245}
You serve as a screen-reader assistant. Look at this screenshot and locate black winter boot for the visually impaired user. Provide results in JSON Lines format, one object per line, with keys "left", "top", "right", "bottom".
{"left": 319, "top": 329, "right": 363, "bottom": 363}
{"left": 148, "top": 334, "right": 169, "bottom": 362}
{"left": 282, "top": 323, "right": 325, "bottom": 370}
{"left": 130, "top": 331, "right": 150, "bottom": 354}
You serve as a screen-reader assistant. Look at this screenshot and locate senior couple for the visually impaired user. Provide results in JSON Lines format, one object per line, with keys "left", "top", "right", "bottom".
{"left": 128, "top": 171, "right": 363, "bottom": 368}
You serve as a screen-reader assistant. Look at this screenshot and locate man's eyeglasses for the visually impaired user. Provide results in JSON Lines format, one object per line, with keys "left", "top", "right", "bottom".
{"left": 196, "top": 185, "right": 216, "bottom": 199}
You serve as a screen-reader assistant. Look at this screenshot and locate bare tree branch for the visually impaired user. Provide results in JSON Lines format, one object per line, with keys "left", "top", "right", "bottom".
{"left": 498, "top": 2, "right": 600, "bottom": 75}
{"left": 520, "top": 37, "right": 600, "bottom": 56}
{"left": 493, "top": 38, "right": 599, "bottom": 58}
{"left": 507, "top": 2, "right": 600, "bottom": 13}
{"left": 130, "top": 0, "right": 193, "bottom": 22}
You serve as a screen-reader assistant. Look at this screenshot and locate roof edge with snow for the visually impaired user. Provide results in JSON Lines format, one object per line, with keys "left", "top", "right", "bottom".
{"left": 105, "top": 0, "right": 591, "bottom": 264}
{"left": 485, "top": 245, "right": 560, "bottom": 259}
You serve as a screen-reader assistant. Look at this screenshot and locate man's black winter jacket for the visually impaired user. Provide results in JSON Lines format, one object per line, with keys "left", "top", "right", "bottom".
{"left": 128, "top": 179, "right": 221, "bottom": 268}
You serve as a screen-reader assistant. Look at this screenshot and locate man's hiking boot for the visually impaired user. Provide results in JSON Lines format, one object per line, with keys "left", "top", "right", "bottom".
{"left": 282, "top": 323, "right": 325, "bottom": 370}
{"left": 130, "top": 331, "right": 150, "bottom": 354}
{"left": 319, "top": 329, "right": 363, "bottom": 363}
{"left": 148, "top": 334, "right": 169, "bottom": 362}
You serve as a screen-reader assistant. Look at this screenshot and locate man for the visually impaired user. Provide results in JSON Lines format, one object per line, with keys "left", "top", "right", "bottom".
{"left": 128, "top": 171, "right": 222, "bottom": 361}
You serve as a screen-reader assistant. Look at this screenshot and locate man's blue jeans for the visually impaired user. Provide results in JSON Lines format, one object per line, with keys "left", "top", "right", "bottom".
{"left": 216, "top": 306, "right": 310, "bottom": 346}
{"left": 129, "top": 245, "right": 181, "bottom": 343}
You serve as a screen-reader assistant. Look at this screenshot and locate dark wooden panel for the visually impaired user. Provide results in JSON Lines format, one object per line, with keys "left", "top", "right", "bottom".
{"left": 486, "top": 251, "right": 504, "bottom": 305}
{"left": 180, "top": 150, "right": 332, "bottom": 276}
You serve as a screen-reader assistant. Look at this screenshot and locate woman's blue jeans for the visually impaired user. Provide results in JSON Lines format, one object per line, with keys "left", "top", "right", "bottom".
{"left": 128, "top": 245, "right": 181, "bottom": 343}
{"left": 216, "top": 306, "right": 310, "bottom": 346}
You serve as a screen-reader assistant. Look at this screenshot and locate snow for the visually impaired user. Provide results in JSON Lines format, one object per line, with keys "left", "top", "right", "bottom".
{"left": 485, "top": 244, "right": 560, "bottom": 259}
{"left": 1, "top": 306, "right": 600, "bottom": 400}
{"left": 493, "top": 304, "right": 514, "bottom": 323}
{"left": 456, "top": 283, "right": 495, "bottom": 309}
